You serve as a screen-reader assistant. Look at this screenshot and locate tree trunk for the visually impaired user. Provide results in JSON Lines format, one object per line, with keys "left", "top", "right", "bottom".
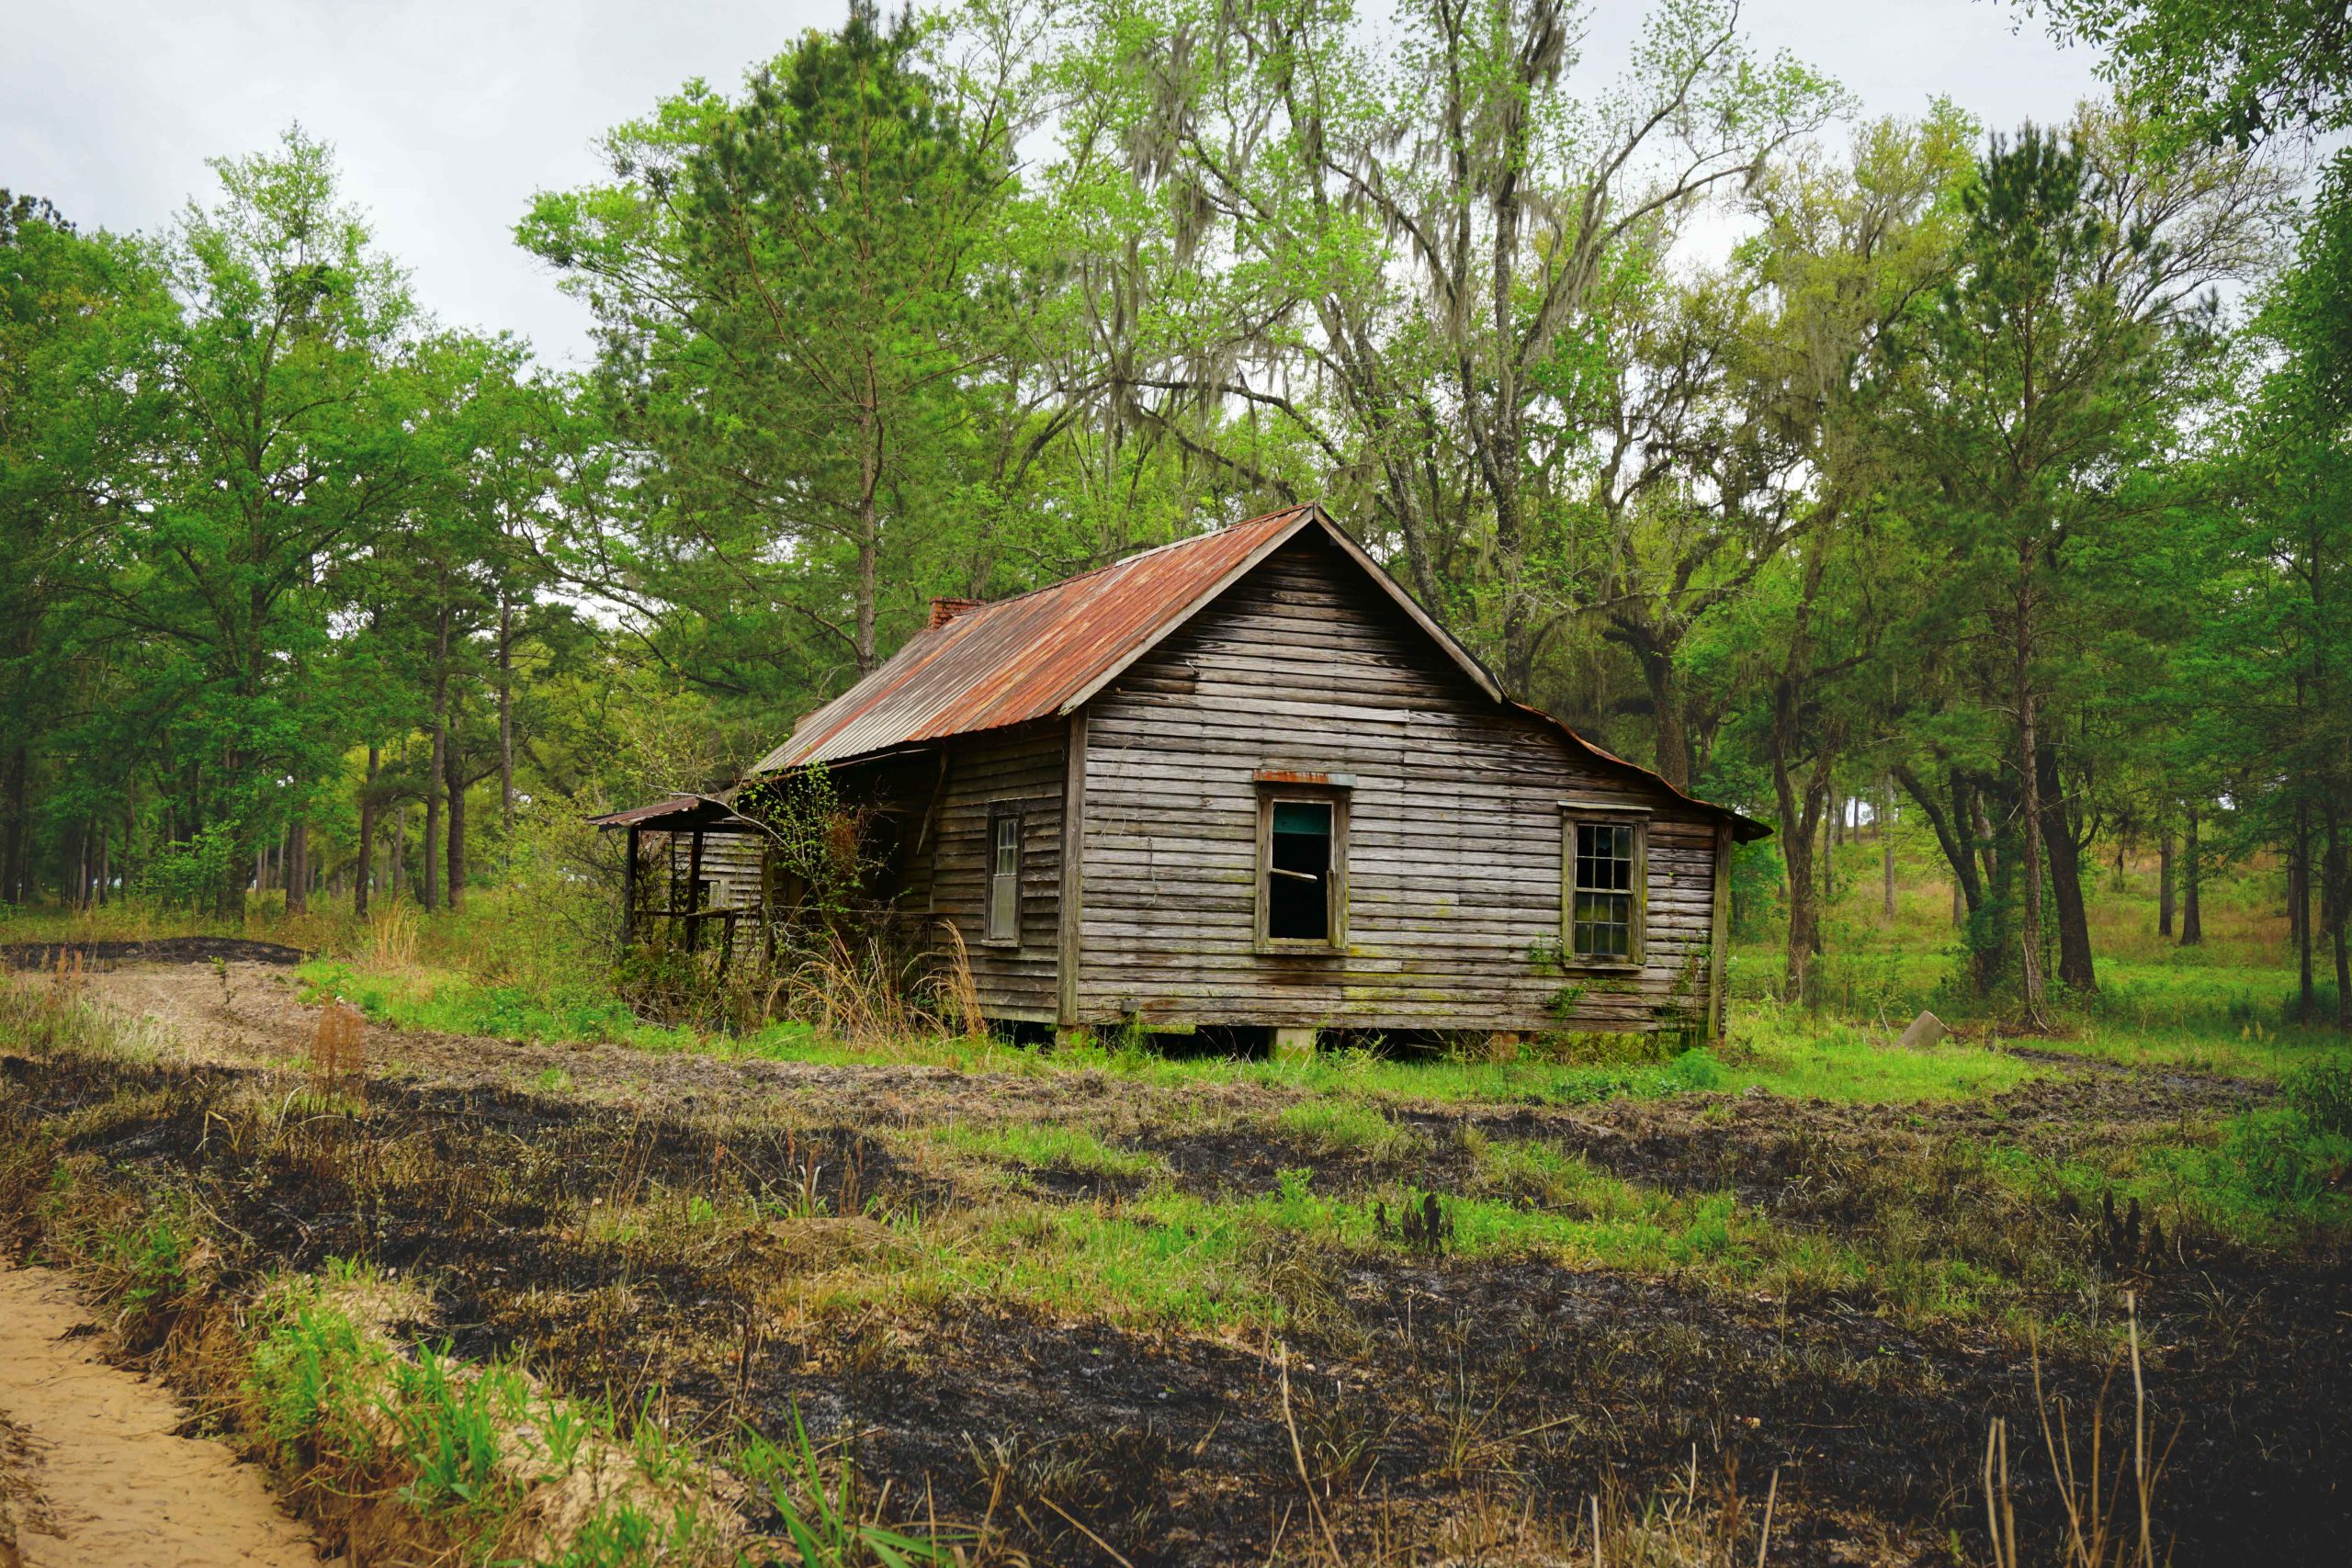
{"left": 422, "top": 773, "right": 440, "bottom": 910}
{"left": 2180, "top": 804, "right": 2203, "bottom": 946}
{"left": 2158, "top": 828, "right": 2175, "bottom": 935}
{"left": 1772, "top": 727, "right": 1834, "bottom": 1007}
{"left": 1768, "top": 544, "right": 1835, "bottom": 1005}
{"left": 423, "top": 606, "right": 450, "bottom": 912}
{"left": 287, "top": 817, "right": 309, "bottom": 915}
{"left": 1, "top": 742, "right": 26, "bottom": 903}
{"left": 122, "top": 773, "right": 136, "bottom": 905}
{"left": 1894, "top": 763, "right": 1984, "bottom": 922}
{"left": 1882, "top": 773, "right": 1896, "bottom": 920}
{"left": 1973, "top": 789, "right": 1999, "bottom": 893}
{"left": 445, "top": 735, "right": 466, "bottom": 914}
{"left": 2037, "top": 744, "right": 2096, "bottom": 993}
{"left": 356, "top": 747, "right": 378, "bottom": 918}
{"left": 2014, "top": 547, "right": 2052, "bottom": 1026}
{"left": 854, "top": 396, "right": 881, "bottom": 673}
{"left": 390, "top": 806, "right": 406, "bottom": 903}
{"left": 498, "top": 598, "right": 516, "bottom": 836}
{"left": 1635, "top": 647, "right": 1693, "bottom": 791}
{"left": 2324, "top": 797, "right": 2349, "bottom": 1033}
{"left": 1821, "top": 800, "right": 1835, "bottom": 906}
{"left": 2293, "top": 798, "right": 2314, "bottom": 1021}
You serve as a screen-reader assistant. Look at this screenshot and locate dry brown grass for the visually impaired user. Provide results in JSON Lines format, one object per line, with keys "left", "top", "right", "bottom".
{"left": 364, "top": 903, "right": 421, "bottom": 968}
{"left": 773, "top": 924, "right": 983, "bottom": 1044}
{"left": 307, "top": 1002, "right": 365, "bottom": 1103}
{"left": 1984, "top": 1295, "right": 2177, "bottom": 1568}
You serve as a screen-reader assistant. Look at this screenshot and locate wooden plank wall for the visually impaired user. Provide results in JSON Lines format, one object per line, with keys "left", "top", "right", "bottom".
{"left": 923, "top": 723, "right": 1065, "bottom": 1021}
{"left": 655, "top": 829, "right": 763, "bottom": 912}
{"left": 1075, "top": 530, "right": 1719, "bottom": 1034}
{"left": 643, "top": 829, "right": 767, "bottom": 961}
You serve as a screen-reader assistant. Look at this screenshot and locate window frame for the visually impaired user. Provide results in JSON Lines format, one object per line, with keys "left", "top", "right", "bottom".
{"left": 983, "top": 804, "right": 1023, "bottom": 947}
{"left": 1560, "top": 809, "right": 1648, "bottom": 969}
{"left": 1254, "top": 784, "right": 1350, "bottom": 953}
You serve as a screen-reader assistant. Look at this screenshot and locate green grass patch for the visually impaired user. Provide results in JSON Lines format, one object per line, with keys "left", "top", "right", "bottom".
{"left": 1275, "top": 1097, "right": 1419, "bottom": 1158}
{"left": 930, "top": 1122, "right": 1164, "bottom": 1179}
{"left": 1722, "top": 1005, "right": 2044, "bottom": 1101}
{"left": 830, "top": 1160, "right": 1869, "bottom": 1333}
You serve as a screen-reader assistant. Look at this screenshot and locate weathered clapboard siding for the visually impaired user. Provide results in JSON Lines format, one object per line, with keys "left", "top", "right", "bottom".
{"left": 643, "top": 828, "right": 766, "bottom": 960}
{"left": 923, "top": 722, "right": 1064, "bottom": 1021}
{"left": 1073, "top": 529, "right": 1719, "bottom": 1033}
{"left": 649, "top": 829, "right": 763, "bottom": 912}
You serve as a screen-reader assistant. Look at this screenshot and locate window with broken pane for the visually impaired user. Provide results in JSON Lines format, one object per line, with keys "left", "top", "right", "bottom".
{"left": 1266, "top": 799, "right": 1334, "bottom": 942}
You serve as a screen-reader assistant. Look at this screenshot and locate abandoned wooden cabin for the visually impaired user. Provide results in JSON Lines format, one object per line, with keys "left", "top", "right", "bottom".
{"left": 594, "top": 505, "right": 1768, "bottom": 1046}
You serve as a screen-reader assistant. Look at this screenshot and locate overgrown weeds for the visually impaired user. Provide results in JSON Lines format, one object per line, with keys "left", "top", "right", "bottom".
{"left": 1984, "top": 1297, "right": 2178, "bottom": 1568}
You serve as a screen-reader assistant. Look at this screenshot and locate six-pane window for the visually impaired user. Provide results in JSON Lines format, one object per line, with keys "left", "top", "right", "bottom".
{"left": 1569, "top": 820, "right": 1640, "bottom": 961}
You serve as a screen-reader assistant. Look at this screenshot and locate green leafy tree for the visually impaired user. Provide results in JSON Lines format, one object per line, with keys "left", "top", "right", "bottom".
{"left": 99, "top": 129, "right": 421, "bottom": 915}
{"left": 0, "top": 196, "right": 172, "bottom": 904}
{"left": 522, "top": 0, "right": 1017, "bottom": 713}
{"left": 1883, "top": 110, "right": 2280, "bottom": 1019}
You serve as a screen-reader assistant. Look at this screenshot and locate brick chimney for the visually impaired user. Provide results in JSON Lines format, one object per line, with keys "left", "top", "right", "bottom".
{"left": 929, "top": 597, "right": 983, "bottom": 629}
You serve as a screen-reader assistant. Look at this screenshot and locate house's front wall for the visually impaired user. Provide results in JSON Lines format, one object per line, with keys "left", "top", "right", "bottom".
{"left": 1073, "top": 531, "right": 1724, "bottom": 1035}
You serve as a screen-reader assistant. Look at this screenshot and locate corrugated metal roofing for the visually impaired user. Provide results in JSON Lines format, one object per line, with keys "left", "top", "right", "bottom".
{"left": 583, "top": 792, "right": 763, "bottom": 832}
{"left": 751, "top": 506, "right": 1320, "bottom": 774}
{"left": 748, "top": 504, "right": 1769, "bottom": 839}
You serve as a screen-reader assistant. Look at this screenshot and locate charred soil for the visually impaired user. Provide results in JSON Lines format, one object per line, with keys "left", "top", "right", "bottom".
{"left": 0, "top": 960, "right": 2344, "bottom": 1565}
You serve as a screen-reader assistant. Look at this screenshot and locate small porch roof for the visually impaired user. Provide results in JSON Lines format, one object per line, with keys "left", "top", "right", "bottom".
{"left": 582, "top": 793, "right": 767, "bottom": 835}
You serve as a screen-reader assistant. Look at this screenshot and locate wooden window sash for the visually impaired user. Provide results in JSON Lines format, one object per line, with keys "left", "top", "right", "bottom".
{"left": 985, "top": 806, "right": 1023, "bottom": 946}
{"left": 1561, "top": 812, "right": 1647, "bottom": 968}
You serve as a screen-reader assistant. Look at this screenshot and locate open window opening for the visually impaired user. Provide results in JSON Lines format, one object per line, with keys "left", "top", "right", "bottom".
{"left": 986, "top": 807, "right": 1022, "bottom": 944}
{"left": 1566, "top": 818, "right": 1644, "bottom": 964}
{"left": 1257, "top": 784, "right": 1347, "bottom": 950}
{"left": 1269, "top": 801, "right": 1333, "bottom": 941}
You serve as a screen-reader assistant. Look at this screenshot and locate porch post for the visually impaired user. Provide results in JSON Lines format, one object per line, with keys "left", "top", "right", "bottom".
{"left": 1706, "top": 820, "right": 1734, "bottom": 1043}
{"left": 623, "top": 826, "right": 640, "bottom": 943}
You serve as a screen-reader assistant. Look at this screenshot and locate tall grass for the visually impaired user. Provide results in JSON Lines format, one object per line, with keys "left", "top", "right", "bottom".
{"left": 1984, "top": 1298, "right": 2176, "bottom": 1568}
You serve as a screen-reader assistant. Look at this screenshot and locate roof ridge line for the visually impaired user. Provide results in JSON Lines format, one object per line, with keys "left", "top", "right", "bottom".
{"left": 951, "top": 504, "right": 1311, "bottom": 618}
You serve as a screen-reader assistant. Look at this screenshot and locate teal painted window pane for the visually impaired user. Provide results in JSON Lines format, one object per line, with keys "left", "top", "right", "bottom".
{"left": 1272, "top": 801, "right": 1331, "bottom": 836}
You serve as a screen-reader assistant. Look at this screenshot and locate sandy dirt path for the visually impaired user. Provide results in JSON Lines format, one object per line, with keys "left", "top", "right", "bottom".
{"left": 0, "top": 1263, "right": 321, "bottom": 1568}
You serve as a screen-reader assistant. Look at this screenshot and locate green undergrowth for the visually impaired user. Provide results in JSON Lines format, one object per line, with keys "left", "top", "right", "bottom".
{"left": 298, "top": 953, "right": 1754, "bottom": 1108}
{"left": 1715, "top": 1001, "right": 2046, "bottom": 1100}
{"left": 297, "top": 958, "right": 780, "bottom": 1055}
{"left": 1969, "top": 1064, "right": 2352, "bottom": 1251}
{"left": 930, "top": 1121, "right": 1166, "bottom": 1180}
{"left": 804, "top": 1156, "right": 1924, "bottom": 1333}
{"left": 23, "top": 1176, "right": 961, "bottom": 1567}
{"left": 241, "top": 1261, "right": 957, "bottom": 1566}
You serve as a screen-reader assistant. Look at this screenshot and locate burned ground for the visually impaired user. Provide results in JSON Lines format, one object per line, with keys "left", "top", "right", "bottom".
{"left": 0, "top": 936, "right": 310, "bottom": 970}
{"left": 0, "top": 962, "right": 2345, "bottom": 1564}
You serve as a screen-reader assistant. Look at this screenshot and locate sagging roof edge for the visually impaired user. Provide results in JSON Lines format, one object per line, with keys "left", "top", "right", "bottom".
{"left": 740, "top": 505, "right": 1772, "bottom": 842}
{"left": 582, "top": 792, "right": 769, "bottom": 834}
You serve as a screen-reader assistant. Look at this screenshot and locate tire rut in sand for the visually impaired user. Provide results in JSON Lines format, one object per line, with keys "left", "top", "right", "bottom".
{"left": 0, "top": 1262, "right": 321, "bottom": 1568}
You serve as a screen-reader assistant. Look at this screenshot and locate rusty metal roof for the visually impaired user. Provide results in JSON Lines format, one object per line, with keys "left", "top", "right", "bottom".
{"left": 583, "top": 792, "right": 764, "bottom": 833}
{"left": 748, "top": 504, "right": 1769, "bottom": 839}
{"left": 752, "top": 507, "right": 1325, "bottom": 774}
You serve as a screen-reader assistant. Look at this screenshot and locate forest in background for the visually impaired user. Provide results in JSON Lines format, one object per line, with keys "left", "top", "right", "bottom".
{"left": 2, "top": 0, "right": 2347, "bottom": 1029}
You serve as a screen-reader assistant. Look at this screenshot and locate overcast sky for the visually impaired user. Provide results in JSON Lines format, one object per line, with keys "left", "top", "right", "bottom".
{"left": 6, "top": 1, "right": 2105, "bottom": 366}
